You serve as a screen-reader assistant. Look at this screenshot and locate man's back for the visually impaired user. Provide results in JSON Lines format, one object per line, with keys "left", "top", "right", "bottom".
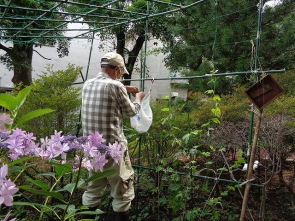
{"left": 81, "top": 72, "right": 138, "bottom": 149}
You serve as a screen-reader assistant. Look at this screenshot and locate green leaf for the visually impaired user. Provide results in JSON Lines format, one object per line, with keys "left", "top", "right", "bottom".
{"left": 26, "top": 177, "right": 49, "bottom": 191}
{"left": 217, "top": 167, "right": 228, "bottom": 172}
{"left": 85, "top": 170, "right": 117, "bottom": 184}
{"left": 64, "top": 208, "right": 79, "bottom": 220}
{"left": 0, "top": 93, "right": 17, "bottom": 112}
{"left": 161, "top": 107, "right": 170, "bottom": 112}
{"left": 54, "top": 163, "right": 73, "bottom": 177}
{"left": 40, "top": 172, "right": 56, "bottom": 178}
{"left": 205, "top": 89, "right": 214, "bottom": 95}
{"left": 77, "top": 179, "right": 86, "bottom": 188}
{"left": 54, "top": 204, "right": 77, "bottom": 220}
{"left": 211, "top": 107, "right": 221, "bottom": 118}
{"left": 25, "top": 189, "right": 64, "bottom": 200}
{"left": 53, "top": 204, "right": 68, "bottom": 210}
{"left": 213, "top": 95, "right": 221, "bottom": 101}
{"left": 8, "top": 156, "right": 34, "bottom": 167}
{"left": 201, "top": 122, "right": 210, "bottom": 127}
{"left": 76, "top": 209, "right": 104, "bottom": 216}
{"left": 58, "top": 183, "right": 76, "bottom": 194}
{"left": 237, "top": 157, "right": 246, "bottom": 164}
{"left": 221, "top": 190, "right": 228, "bottom": 196}
{"left": 209, "top": 145, "right": 215, "bottom": 151}
{"left": 182, "top": 133, "right": 190, "bottom": 144}
{"left": 17, "top": 185, "right": 33, "bottom": 190}
{"left": 8, "top": 164, "right": 36, "bottom": 173}
{"left": 169, "top": 183, "right": 181, "bottom": 191}
{"left": 15, "top": 86, "right": 32, "bottom": 109}
{"left": 13, "top": 201, "right": 56, "bottom": 212}
{"left": 191, "top": 130, "right": 202, "bottom": 135}
{"left": 0, "top": 86, "right": 32, "bottom": 114}
{"left": 211, "top": 117, "right": 220, "bottom": 124}
{"left": 15, "top": 108, "right": 55, "bottom": 127}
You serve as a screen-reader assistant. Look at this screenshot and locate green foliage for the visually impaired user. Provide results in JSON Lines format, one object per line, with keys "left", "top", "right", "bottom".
{"left": 273, "top": 71, "right": 295, "bottom": 96}
{"left": 7, "top": 157, "right": 114, "bottom": 221}
{"left": 16, "top": 64, "right": 82, "bottom": 138}
{"left": 125, "top": 85, "right": 246, "bottom": 220}
{"left": 0, "top": 85, "right": 55, "bottom": 130}
{"left": 162, "top": 0, "right": 295, "bottom": 94}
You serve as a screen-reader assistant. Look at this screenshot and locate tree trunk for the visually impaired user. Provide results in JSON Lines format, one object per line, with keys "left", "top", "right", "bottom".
{"left": 116, "top": 32, "right": 145, "bottom": 86}
{"left": 11, "top": 43, "right": 33, "bottom": 86}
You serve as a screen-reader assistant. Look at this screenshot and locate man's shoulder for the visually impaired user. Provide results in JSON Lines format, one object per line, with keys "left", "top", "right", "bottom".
{"left": 110, "top": 79, "right": 125, "bottom": 87}
{"left": 83, "top": 76, "right": 125, "bottom": 90}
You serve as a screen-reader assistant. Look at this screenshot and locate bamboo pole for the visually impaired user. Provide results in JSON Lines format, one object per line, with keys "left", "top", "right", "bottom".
{"left": 240, "top": 110, "right": 263, "bottom": 221}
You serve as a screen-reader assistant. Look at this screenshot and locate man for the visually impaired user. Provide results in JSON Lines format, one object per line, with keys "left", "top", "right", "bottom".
{"left": 81, "top": 52, "right": 145, "bottom": 221}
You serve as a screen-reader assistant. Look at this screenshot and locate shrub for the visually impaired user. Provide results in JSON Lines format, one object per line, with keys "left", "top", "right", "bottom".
{"left": 16, "top": 64, "right": 82, "bottom": 139}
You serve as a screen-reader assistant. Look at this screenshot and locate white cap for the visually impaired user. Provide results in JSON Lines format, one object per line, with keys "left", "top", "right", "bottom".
{"left": 101, "top": 52, "right": 129, "bottom": 75}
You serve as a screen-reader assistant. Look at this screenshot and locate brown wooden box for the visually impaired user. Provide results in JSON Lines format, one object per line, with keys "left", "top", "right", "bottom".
{"left": 244, "top": 74, "right": 284, "bottom": 111}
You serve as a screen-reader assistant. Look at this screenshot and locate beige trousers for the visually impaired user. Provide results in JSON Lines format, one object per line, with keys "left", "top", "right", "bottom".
{"left": 82, "top": 151, "right": 135, "bottom": 212}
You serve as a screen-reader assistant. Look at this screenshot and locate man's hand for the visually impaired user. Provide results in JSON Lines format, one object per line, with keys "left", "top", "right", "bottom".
{"left": 135, "top": 92, "right": 145, "bottom": 102}
{"left": 125, "top": 86, "right": 139, "bottom": 94}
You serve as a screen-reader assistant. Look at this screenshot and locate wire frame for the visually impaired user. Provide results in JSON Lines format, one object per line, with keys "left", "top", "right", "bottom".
{"left": 0, "top": 0, "right": 205, "bottom": 43}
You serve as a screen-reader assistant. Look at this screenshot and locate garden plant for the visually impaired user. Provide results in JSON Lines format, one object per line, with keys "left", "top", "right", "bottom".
{"left": 0, "top": 86, "right": 125, "bottom": 221}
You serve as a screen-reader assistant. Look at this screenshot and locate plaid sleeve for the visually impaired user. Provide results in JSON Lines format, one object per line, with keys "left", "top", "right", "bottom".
{"left": 117, "top": 84, "right": 140, "bottom": 117}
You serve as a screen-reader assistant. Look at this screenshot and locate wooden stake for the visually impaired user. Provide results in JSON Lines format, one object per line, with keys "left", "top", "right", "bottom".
{"left": 240, "top": 110, "right": 263, "bottom": 221}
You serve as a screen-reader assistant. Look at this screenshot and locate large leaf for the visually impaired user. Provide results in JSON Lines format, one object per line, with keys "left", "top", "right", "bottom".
{"left": 15, "top": 85, "right": 32, "bottom": 108}
{"left": 17, "top": 185, "right": 33, "bottom": 190}
{"left": 14, "top": 108, "right": 55, "bottom": 127}
{"left": 76, "top": 179, "right": 85, "bottom": 188}
{"left": 0, "top": 86, "right": 32, "bottom": 112}
{"left": 26, "top": 177, "right": 50, "bottom": 191}
{"left": 55, "top": 163, "right": 73, "bottom": 177}
{"left": 7, "top": 156, "right": 33, "bottom": 167}
{"left": 75, "top": 209, "right": 104, "bottom": 216}
{"left": 8, "top": 164, "right": 36, "bottom": 173}
{"left": 39, "top": 172, "right": 56, "bottom": 179}
{"left": 54, "top": 204, "right": 79, "bottom": 220}
{"left": 57, "top": 183, "right": 76, "bottom": 194}
{"left": 64, "top": 208, "right": 79, "bottom": 220}
{"left": 54, "top": 204, "right": 75, "bottom": 211}
{"left": 85, "top": 170, "right": 117, "bottom": 184}
{"left": 48, "top": 161, "right": 73, "bottom": 177}
{"left": 25, "top": 188, "right": 64, "bottom": 200}
{"left": 0, "top": 93, "right": 18, "bottom": 112}
{"left": 13, "top": 201, "right": 56, "bottom": 212}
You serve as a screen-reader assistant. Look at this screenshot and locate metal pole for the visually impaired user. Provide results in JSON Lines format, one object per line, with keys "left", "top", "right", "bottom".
{"left": 240, "top": 1, "right": 264, "bottom": 220}
{"left": 121, "top": 69, "right": 285, "bottom": 82}
{"left": 132, "top": 165, "right": 264, "bottom": 188}
{"left": 135, "top": 2, "right": 149, "bottom": 219}
{"left": 141, "top": 1, "right": 149, "bottom": 91}
{"left": 135, "top": 134, "right": 143, "bottom": 221}
{"left": 84, "top": 31, "right": 95, "bottom": 81}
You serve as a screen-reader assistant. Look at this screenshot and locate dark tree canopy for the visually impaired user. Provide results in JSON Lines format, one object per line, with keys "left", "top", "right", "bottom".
{"left": 161, "top": 0, "right": 295, "bottom": 94}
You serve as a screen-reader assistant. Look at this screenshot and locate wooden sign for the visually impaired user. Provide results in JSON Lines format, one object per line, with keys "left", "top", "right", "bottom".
{"left": 244, "top": 74, "right": 284, "bottom": 111}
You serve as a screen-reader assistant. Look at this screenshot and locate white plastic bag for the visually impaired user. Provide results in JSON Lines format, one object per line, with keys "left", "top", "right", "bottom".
{"left": 130, "top": 92, "right": 153, "bottom": 133}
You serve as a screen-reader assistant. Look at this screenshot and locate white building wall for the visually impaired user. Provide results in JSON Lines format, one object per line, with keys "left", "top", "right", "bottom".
{"left": 0, "top": 35, "right": 188, "bottom": 100}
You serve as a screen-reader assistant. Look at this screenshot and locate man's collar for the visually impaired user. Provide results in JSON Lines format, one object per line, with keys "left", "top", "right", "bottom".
{"left": 97, "top": 72, "right": 112, "bottom": 79}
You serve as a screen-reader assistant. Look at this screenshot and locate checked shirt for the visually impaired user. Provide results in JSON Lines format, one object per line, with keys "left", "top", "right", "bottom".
{"left": 81, "top": 72, "right": 140, "bottom": 151}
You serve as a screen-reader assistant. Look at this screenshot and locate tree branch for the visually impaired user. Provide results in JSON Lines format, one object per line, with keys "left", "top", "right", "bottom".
{"left": 33, "top": 49, "right": 52, "bottom": 60}
{"left": 0, "top": 43, "right": 11, "bottom": 53}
